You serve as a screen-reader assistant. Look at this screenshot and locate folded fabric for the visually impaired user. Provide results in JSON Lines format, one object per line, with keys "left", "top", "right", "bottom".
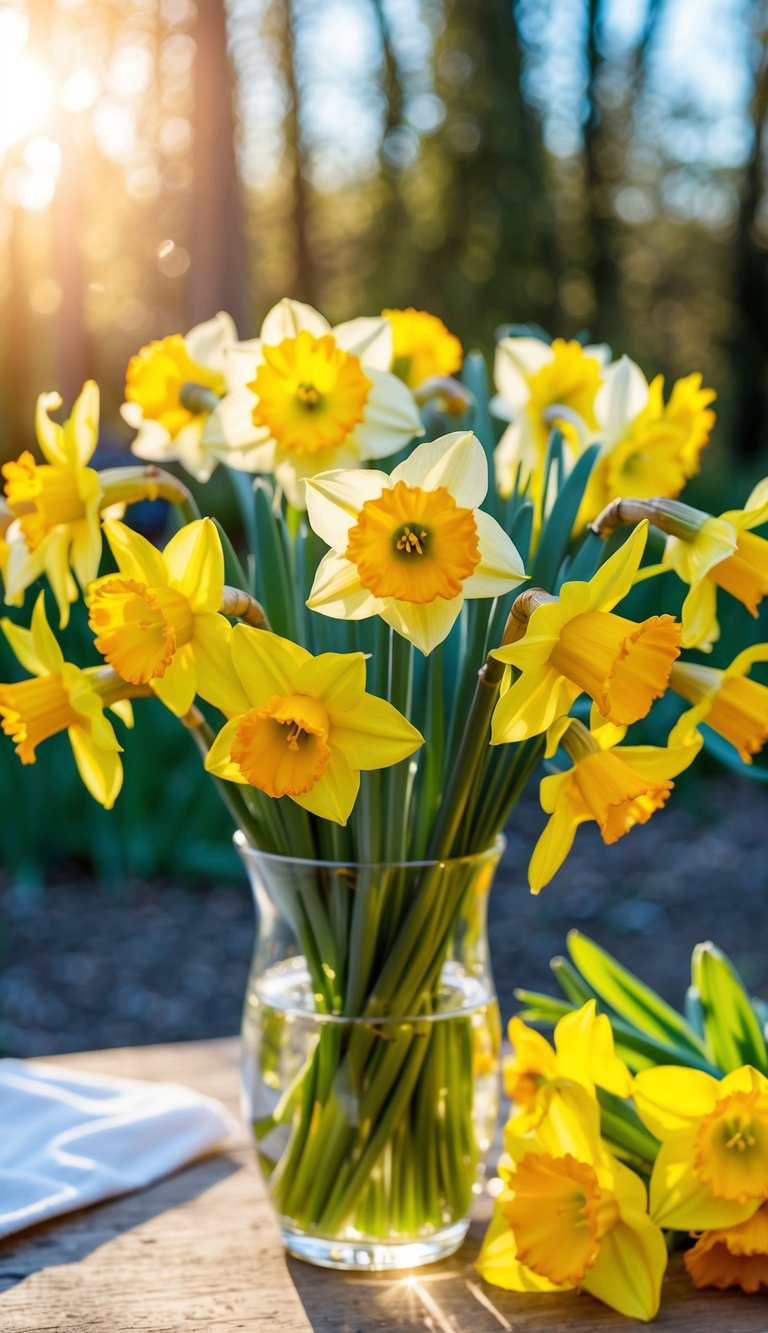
{"left": 0, "top": 1058, "right": 238, "bottom": 1240}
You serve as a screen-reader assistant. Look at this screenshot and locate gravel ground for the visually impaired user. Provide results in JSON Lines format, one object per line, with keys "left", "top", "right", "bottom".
{"left": 1, "top": 776, "right": 766, "bottom": 1058}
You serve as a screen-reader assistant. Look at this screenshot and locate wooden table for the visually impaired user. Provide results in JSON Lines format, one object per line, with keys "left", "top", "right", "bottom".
{"left": 1, "top": 1039, "right": 766, "bottom": 1332}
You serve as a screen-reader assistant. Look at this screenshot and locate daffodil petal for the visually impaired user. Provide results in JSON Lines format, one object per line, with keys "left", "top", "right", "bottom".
{"left": 727, "top": 642, "right": 768, "bottom": 678}
{"left": 185, "top": 311, "right": 237, "bottom": 370}
{"left": 30, "top": 591, "right": 66, "bottom": 674}
{"left": 42, "top": 529, "right": 78, "bottom": 628}
{"left": 491, "top": 666, "right": 578, "bottom": 743}
{"left": 68, "top": 726, "right": 123, "bottom": 810}
{"left": 307, "top": 551, "right": 384, "bottom": 620}
{"left": 297, "top": 651, "right": 366, "bottom": 712}
{"left": 291, "top": 747, "right": 359, "bottom": 825}
{"left": 743, "top": 475, "right": 768, "bottom": 524}
{"left": 581, "top": 1213, "right": 666, "bottom": 1322}
{"left": 102, "top": 519, "right": 168, "bottom": 588}
{"left": 192, "top": 614, "right": 250, "bottom": 715}
{"left": 230, "top": 624, "right": 310, "bottom": 702}
{"left": 273, "top": 443, "right": 363, "bottom": 510}
{"left": 224, "top": 339, "right": 263, "bottom": 391}
{"left": 616, "top": 733, "right": 703, "bottom": 780}
{"left": 392, "top": 431, "right": 487, "bottom": 508}
{"left": 129, "top": 417, "right": 176, "bottom": 463}
{"left": 494, "top": 336, "right": 551, "bottom": 409}
{"left": 204, "top": 716, "right": 250, "bottom": 784}
{"left": 331, "top": 692, "right": 423, "bottom": 770}
{"left": 332, "top": 316, "right": 392, "bottom": 369}
{"left": 475, "top": 1206, "right": 572, "bottom": 1293}
{"left": 152, "top": 642, "right": 197, "bottom": 716}
{"left": 69, "top": 511, "right": 102, "bottom": 592}
{"left": 164, "top": 518, "right": 224, "bottom": 612}
{"left": 305, "top": 469, "right": 391, "bottom": 550}
{"left": 633, "top": 1066, "right": 719, "bottom": 1137}
{"left": 65, "top": 380, "right": 100, "bottom": 466}
{"left": 594, "top": 355, "right": 650, "bottom": 447}
{"left": 528, "top": 793, "right": 585, "bottom": 893}
{"left": 204, "top": 389, "right": 271, "bottom": 454}
{"left": 588, "top": 521, "right": 649, "bottom": 611}
{"left": 379, "top": 593, "right": 463, "bottom": 656}
{"left": 35, "top": 391, "right": 66, "bottom": 465}
{"left": 555, "top": 1002, "right": 633, "bottom": 1098}
{"left": 649, "top": 1134, "right": 757, "bottom": 1230}
{"left": 348, "top": 368, "right": 422, "bottom": 461}
{"left": 260, "top": 298, "right": 331, "bottom": 344}
{"left": 680, "top": 577, "right": 719, "bottom": 651}
{"left": 461, "top": 509, "right": 527, "bottom": 598}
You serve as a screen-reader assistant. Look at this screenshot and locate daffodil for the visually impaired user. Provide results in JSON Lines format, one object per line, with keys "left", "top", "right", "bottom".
{"left": 0, "top": 593, "right": 138, "bottom": 808}
{"left": 491, "top": 522, "right": 681, "bottom": 742}
{"left": 526, "top": 718, "right": 701, "bottom": 892}
{"left": 123, "top": 312, "right": 240, "bottom": 482}
{"left": 685, "top": 1203, "right": 768, "bottom": 1294}
{"left": 382, "top": 307, "right": 462, "bottom": 388}
{"left": 505, "top": 1000, "right": 632, "bottom": 1130}
{"left": 205, "top": 627, "right": 423, "bottom": 824}
{"left": 670, "top": 645, "right": 768, "bottom": 764}
{"left": 209, "top": 299, "right": 423, "bottom": 508}
{"left": 305, "top": 431, "right": 526, "bottom": 655}
{"left": 661, "top": 478, "right": 768, "bottom": 650}
{"left": 477, "top": 1084, "right": 666, "bottom": 1321}
{"left": 493, "top": 336, "right": 609, "bottom": 505}
{"left": 2, "top": 381, "right": 102, "bottom": 627}
{"left": 578, "top": 356, "right": 716, "bottom": 523}
{"left": 87, "top": 518, "right": 242, "bottom": 717}
{"left": 634, "top": 1064, "right": 768, "bottom": 1230}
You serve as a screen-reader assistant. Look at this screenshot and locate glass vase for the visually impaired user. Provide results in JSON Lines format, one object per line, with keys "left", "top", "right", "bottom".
{"left": 238, "top": 834, "right": 503, "bottom": 1271}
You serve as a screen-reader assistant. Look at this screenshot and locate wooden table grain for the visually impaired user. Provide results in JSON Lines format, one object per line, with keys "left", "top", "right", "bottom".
{"left": 1, "top": 1039, "right": 766, "bottom": 1333}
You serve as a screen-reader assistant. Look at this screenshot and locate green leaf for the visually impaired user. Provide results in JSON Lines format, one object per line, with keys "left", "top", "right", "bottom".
{"left": 684, "top": 985, "right": 706, "bottom": 1039}
{"left": 530, "top": 445, "right": 600, "bottom": 592}
{"left": 567, "top": 930, "right": 709, "bottom": 1057}
{"left": 550, "top": 955, "right": 600, "bottom": 1007}
{"left": 691, "top": 941, "right": 768, "bottom": 1073}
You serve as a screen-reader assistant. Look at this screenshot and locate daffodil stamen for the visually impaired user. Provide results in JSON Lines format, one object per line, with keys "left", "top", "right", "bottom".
{"left": 694, "top": 1089, "right": 768, "bottom": 1202}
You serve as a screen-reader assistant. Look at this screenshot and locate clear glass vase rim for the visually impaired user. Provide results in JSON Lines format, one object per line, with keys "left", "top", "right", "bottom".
{"left": 233, "top": 830, "right": 505, "bottom": 872}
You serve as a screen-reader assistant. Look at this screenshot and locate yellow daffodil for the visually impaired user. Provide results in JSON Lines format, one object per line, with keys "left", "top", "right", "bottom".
{"left": 305, "top": 431, "right": 526, "bottom": 655}
{"left": 527, "top": 718, "right": 701, "bottom": 892}
{"left": 579, "top": 355, "right": 716, "bottom": 523}
{"left": 491, "top": 522, "right": 681, "bottom": 742}
{"left": 2, "top": 381, "right": 102, "bottom": 627}
{"left": 0, "top": 593, "right": 138, "bottom": 808}
{"left": 661, "top": 478, "right": 768, "bottom": 651}
{"left": 670, "top": 645, "right": 768, "bottom": 764}
{"left": 382, "top": 307, "right": 462, "bottom": 388}
{"left": 685, "top": 1203, "right": 768, "bottom": 1294}
{"left": 210, "top": 299, "right": 423, "bottom": 508}
{"left": 477, "top": 1084, "right": 666, "bottom": 1321}
{"left": 493, "top": 336, "right": 609, "bottom": 505}
{"left": 87, "top": 518, "right": 241, "bottom": 718}
{"left": 634, "top": 1064, "right": 768, "bottom": 1230}
{"left": 123, "top": 312, "right": 240, "bottom": 482}
{"left": 205, "top": 627, "right": 423, "bottom": 824}
{"left": 505, "top": 1000, "right": 632, "bottom": 1130}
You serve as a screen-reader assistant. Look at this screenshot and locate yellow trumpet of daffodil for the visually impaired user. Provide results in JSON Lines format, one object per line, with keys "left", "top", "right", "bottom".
{"left": 634, "top": 1063, "right": 768, "bottom": 1230}
{"left": 381, "top": 307, "right": 462, "bottom": 388}
{"left": 526, "top": 717, "right": 701, "bottom": 892}
{"left": 491, "top": 522, "right": 681, "bottom": 743}
{"left": 87, "top": 518, "right": 242, "bottom": 718}
{"left": 505, "top": 999, "right": 632, "bottom": 1131}
{"left": 685, "top": 1203, "right": 768, "bottom": 1294}
{"left": 492, "top": 335, "right": 609, "bottom": 507}
{"left": 209, "top": 298, "right": 423, "bottom": 508}
{"left": 204, "top": 627, "right": 423, "bottom": 824}
{"left": 305, "top": 431, "right": 527, "bottom": 655}
{"left": 2, "top": 381, "right": 103, "bottom": 628}
{"left": 669, "top": 645, "right": 768, "bottom": 764}
{"left": 477, "top": 1083, "right": 666, "bottom": 1321}
{"left": 661, "top": 478, "right": 768, "bottom": 651}
{"left": 578, "top": 355, "right": 716, "bottom": 524}
{"left": 0, "top": 593, "right": 138, "bottom": 808}
{"left": 122, "top": 312, "right": 239, "bottom": 483}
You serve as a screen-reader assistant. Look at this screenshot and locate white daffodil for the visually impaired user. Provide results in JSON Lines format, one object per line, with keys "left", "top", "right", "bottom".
{"left": 208, "top": 298, "right": 423, "bottom": 508}
{"left": 305, "top": 430, "right": 526, "bottom": 655}
{"left": 122, "top": 311, "right": 241, "bottom": 482}
{"left": 492, "top": 335, "right": 610, "bottom": 508}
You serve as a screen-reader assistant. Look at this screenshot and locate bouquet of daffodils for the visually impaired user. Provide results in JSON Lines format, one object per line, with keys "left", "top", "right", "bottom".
{"left": 477, "top": 934, "right": 768, "bottom": 1320}
{"left": 0, "top": 300, "right": 765, "bottom": 1273}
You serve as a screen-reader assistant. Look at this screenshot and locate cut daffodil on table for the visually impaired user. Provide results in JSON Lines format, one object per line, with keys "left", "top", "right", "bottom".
{"left": 305, "top": 430, "right": 526, "bottom": 654}
{"left": 205, "top": 626, "right": 423, "bottom": 824}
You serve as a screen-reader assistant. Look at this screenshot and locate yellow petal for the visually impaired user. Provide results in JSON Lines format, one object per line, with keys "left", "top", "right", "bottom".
{"left": 163, "top": 517, "right": 224, "bottom": 612}
{"left": 680, "top": 577, "right": 719, "bottom": 651}
{"left": 615, "top": 733, "right": 703, "bottom": 782}
{"left": 69, "top": 510, "right": 102, "bottom": 593}
{"left": 727, "top": 642, "right": 768, "bottom": 679}
{"left": 392, "top": 431, "right": 487, "bottom": 509}
{"left": 230, "top": 624, "right": 309, "bottom": 703}
{"left": 30, "top": 591, "right": 66, "bottom": 675}
{"left": 331, "top": 691, "right": 423, "bottom": 770}
{"left": 109, "top": 698, "right": 134, "bottom": 728}
{"left": 475, "top": 1205, "right": 572, "bottom": 1293}
{"left": 305, "top": 469, "right": 391, "bottom": 550}
{"left": 491, "top": 665, "right": 579, "bottom": 743}
{"left": 204, "top": 716, "right": 250, "bottom": 784}
{"left": 152, "top": 642, "right": 197, "bottom": 716}
{"left": 297, "top": 651, "right": 367, "bottom": 712}
{"left": 649, "top": 1134, "right": 758, "bottom": 1229}
{"left": 462, "top": 510, "right": 527, "bottom": 598}
{"left": 379, "top": 593, "right": 464, "bottom": 656}
{"left": 42, "top": 528, "right": 78, "bottom": 628}
{"left": 581, "top": 1213, "right": 666, "bottom": 1322}
{"left": 192, "top": 614, "right": 250, "bottom": 715}
{"left": 68, "top": 726, "right": 123, "bottom": 810}
{"left": 307, "top": 551, "right": 383, "bottom": 620}
{"left": 291, "top": 747, "right": 359, "bottom": 824}
{"left": 554, "top": 1001, "right": 633, "bottom": 1098}
{"left": 65, "top": 379, "right": 100, "bottom": 466}
{"left": 528, "top": 796, "right": 584, "bottom": 893}
{"left": 588, "top": 521, "right": 649, "bottom": 611}
{"left": 102, "top": 519, "right": 168, "bottom": 588}
{"left": 35, "top": 391, "right": 66, "bottom": 465}
{"left": 742, "top": 475, "right": 768, "bottom": 525}
{"left": 633, "top": 1066, "right": 719, "bottom": 1137}
{"left": 719, "top": 1065, "right": 768, "bottom": 1097}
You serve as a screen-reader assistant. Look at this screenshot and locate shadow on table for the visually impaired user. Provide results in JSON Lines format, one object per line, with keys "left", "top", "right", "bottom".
{"left": 0, "top": 1152, "right": 240, "bottom": 1293}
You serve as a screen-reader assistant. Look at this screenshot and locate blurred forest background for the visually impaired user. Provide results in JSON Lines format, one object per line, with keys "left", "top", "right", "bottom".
{"left": 0, "top": 0, "right": 767, "bottom": 882}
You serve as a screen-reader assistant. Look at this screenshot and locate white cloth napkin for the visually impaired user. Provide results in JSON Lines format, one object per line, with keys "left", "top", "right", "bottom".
{"left": 0, "top": 1058, "right": 238, "bottom": 1240}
